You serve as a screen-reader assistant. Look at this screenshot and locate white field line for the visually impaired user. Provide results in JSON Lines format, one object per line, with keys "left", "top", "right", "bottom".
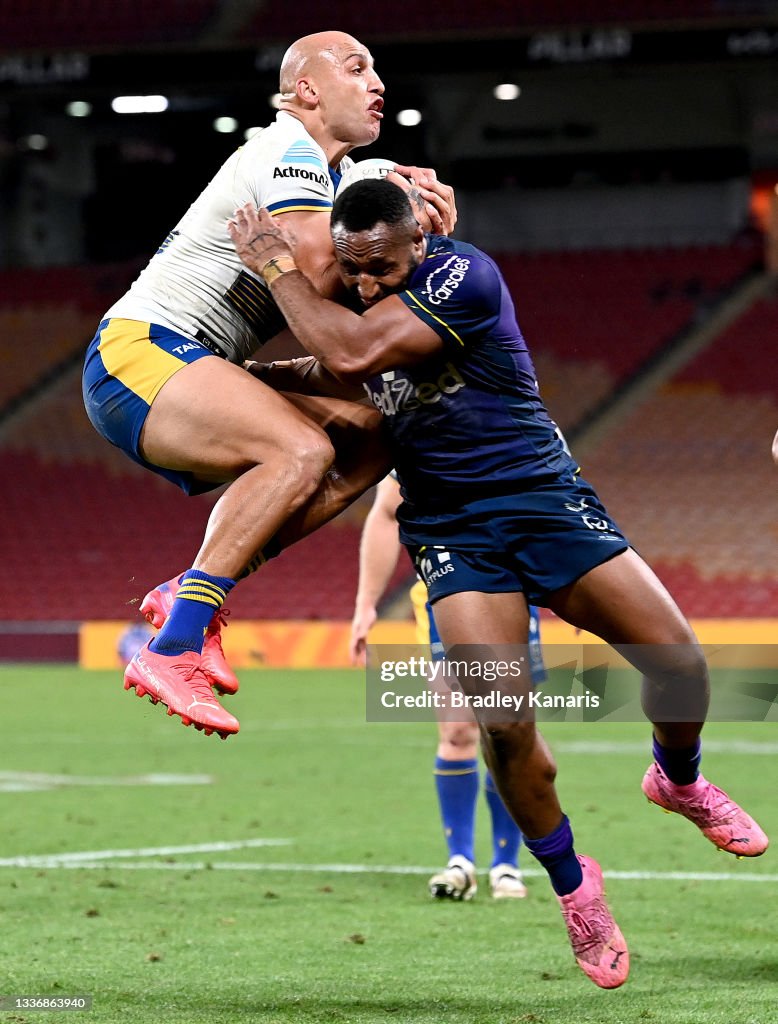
{"left": 316, "top": 736, "right": 778, "bottom": 756}
{"left": 0, "top": 838, "right": 292, "bottom": 868}
{"left": 552, "top": 740, "right": 778, "bottom": 755}
{"left": 0, "top": 771, "right": 213, "bottom": 792}
{"left": 0, "top": 857, "right": 775, "bottom": 883}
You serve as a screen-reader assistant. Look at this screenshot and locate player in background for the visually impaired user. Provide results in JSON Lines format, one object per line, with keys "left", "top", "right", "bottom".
{"left": 82, "top": 31, "right": 455, "bottom": 738}
{"left": 116, "top": 621, "right": 154, "bottom": 667}
{"left": 351, "top": 473, "right": 543, "bottom": 901}
{"left": 227, "top": 179, "right": 769, "bottom": 988}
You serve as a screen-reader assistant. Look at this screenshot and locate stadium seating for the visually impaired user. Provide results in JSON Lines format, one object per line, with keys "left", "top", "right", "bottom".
{"left": 581, "top": 291, "right": 778, "bottom": 617}
{"left": 0, "top": 372, "right": 393, "bottom": 621}
{"left": 0, "top": 263, "right": 140, "bottom": 411}
{"left": 0, "top": 444, "right": 382, "bottom": 622}
{"left": 1, "top": 0, "right": 764, "bottom": 54}
{"left": 241, "top": 0, "right": 774, "bottom": 42}
{"left": 0, "top": 0, "right": 219, "bottom": 50}
{"left": 495, "top": 240, "right": 762, "bottom": 432}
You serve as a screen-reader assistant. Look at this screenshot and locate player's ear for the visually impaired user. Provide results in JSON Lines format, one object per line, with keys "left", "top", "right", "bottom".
{"left": 296, "top": 76, "right": 319, "bottom": 106}
{"left": 411, "top": 223, "right": 425, "bottom": 259}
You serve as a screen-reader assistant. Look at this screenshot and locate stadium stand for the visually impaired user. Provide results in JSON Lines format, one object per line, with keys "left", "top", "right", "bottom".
{"left": 580, "top": 290, "right": 778, "bottom": 617}
{"left": 1, "top": 0, "right": 771, "bottom": 54}
{"left": 0, "top": 0, "right": 219, "bottom": 51}
{"left": 0, "top": 440, "right": 372, "bottom": 622}
{"left": 241, "top": 0, "right": 778, "bottom": 42}
{"left": 0, "top": 263, "right": 141, "bottom": 412}
{"left": 495, "top": 239, "right": 762, "bottom": 432}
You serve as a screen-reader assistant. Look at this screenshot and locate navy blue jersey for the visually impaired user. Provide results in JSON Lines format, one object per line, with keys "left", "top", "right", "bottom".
{"left": 362, "top": 235, "right": 576, "bottom": 513}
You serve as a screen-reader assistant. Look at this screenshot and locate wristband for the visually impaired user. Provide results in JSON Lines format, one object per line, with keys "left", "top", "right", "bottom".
{"left": 261, "top": 255, "right": 298, "bottom": 286}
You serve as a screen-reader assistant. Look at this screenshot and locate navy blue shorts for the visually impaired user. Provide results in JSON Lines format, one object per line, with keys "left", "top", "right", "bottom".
{"left": 401, "top": 475, "right": 629, "bottom": 607}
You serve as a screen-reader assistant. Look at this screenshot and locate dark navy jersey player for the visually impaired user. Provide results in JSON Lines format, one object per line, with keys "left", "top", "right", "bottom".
{"left": 357, "top": 231, "right": 627, "bottom": 606}
{"left": 228, "top": 178, "right": 767, "bottom": 990}
{"left": 372, "top": 234, "right": 572, "bottom": 495}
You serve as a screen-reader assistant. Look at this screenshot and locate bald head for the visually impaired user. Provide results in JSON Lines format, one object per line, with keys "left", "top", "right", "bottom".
{"left": 279, "top": 31, "right": 367, "bottom": 96}
{"left": 276, "top": 31, "right": 384, "bottom": 158}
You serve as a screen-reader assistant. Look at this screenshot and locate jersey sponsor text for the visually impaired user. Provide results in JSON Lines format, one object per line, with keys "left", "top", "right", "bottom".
{"left": 364, "top": 362, "right": 466, "bottom": 415}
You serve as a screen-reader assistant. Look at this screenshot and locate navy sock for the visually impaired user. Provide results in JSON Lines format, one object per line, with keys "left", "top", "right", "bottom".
{"left": 434, "top": 757, "right": 478, "bottom": 864}
{"left": 240, "top": 537, "right": 282, "bottom": 579}
{"left": 151, "top": 569, "right": 235, "bottom": 657}
{"left": 653, "top": 735, "right": 701, "bottom": 786}
{"left": 524, "top": 815, "right": 583, "bottom": 896}
{"left": 484, "top": 770, "right": 521, "bottom": 868}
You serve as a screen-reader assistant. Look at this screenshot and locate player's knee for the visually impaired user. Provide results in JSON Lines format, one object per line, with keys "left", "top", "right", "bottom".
{"left": 648, "top": 637, "right": 709, "bottom": 687}
{"left": 438, "top": 721, "right": 479, "bottom": 756}
{"left": 288, "top": 427, "right": 336, "bottom": 494}
{"left": 680, "top": 641, "right": 709, "bottom": 685}
{"left": 642, "top": 638, "right": 710, "bottom": 722}
{"left": 483, "top": 719, "right": 538, "bottom": 759}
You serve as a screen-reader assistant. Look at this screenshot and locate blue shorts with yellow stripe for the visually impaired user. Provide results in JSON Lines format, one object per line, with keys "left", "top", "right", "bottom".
{"left": 82, "top": 318, "right": 217, "bottom": 494}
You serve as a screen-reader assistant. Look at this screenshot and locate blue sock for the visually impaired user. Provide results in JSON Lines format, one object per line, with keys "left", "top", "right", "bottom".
{"left": 151, "top": 569, "right": 235, "bottom": 657}
{"left": 653, "top": 734, "right": 701, "bottom": 785}
{"left": 434, "top": 757, "right": 478, "bottom": 864}
{"left": 484, "top": 770, "right": 522, "bottom": 868}
{"left": 523, "top": 815, "right": 583, "bottom": 896}
{"left": 527, "top": 605, "right": 547, "bottom": 684}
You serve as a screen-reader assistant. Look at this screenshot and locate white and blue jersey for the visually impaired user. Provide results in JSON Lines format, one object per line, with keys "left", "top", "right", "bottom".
{"left": 83, "top": 112, "right": 352, "bottom": 493}
{"left": 363, "top": 235, "right": 629, "bottom": 606}
{"left": 103, "top": 112, "right": 352, "bottom": 364}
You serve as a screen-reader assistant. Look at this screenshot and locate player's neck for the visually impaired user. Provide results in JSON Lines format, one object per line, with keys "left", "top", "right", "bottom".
{"left": 279, "top": 106, "right": 352, "bottom": 170}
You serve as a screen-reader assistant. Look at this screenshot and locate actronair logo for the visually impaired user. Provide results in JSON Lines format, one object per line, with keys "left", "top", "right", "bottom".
{"left": 272, "top": 166, "right": 329, "bottom": 187}
{"left": 363, "top": 363, "right": 466, "bottom": 416}
{"left": 280, "top": 140, "right": 324, "bottom": 167}
{"left": 422, "top": 255, "right": 471, "bottom": 306}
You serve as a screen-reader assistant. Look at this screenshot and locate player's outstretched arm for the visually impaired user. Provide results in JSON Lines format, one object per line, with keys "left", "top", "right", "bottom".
{"left": 350, "top": 476, "right": 404, "bottom": 666}
{"left": 244, "top": 356, "right": 364, "bottom": 401}
{"left": 228, "top": 204, "right": 443, "bottom": 383}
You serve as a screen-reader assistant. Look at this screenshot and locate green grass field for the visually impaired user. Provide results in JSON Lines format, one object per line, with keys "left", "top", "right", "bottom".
{"left": 1, "top": 665, "right": 776, "bottom": 1024}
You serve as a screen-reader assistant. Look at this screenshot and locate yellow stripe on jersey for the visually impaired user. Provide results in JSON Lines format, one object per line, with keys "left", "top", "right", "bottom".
{"left": 97, "top": 319, "right": 184, "bottom": 406}
{"left": 403, "top": 291, "right": 464, "bottom": 347}
{"left": 268, "top": 204, "right": 332, "bottom": 215}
